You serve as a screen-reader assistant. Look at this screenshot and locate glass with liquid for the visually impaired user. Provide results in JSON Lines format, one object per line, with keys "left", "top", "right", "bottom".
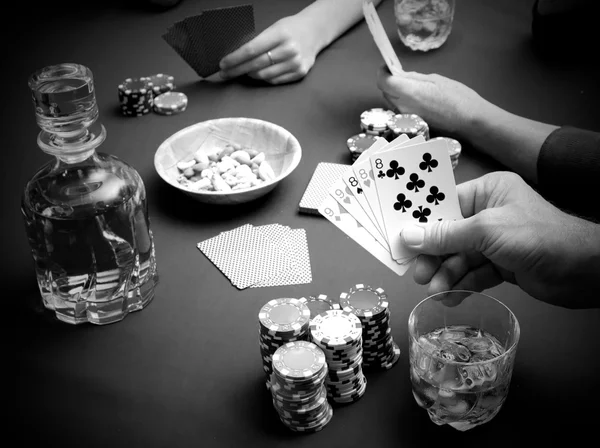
{"left": 408, "top": 291, "right": 520, "bottom": 431}
{"left": 394, "top": 0, "right": 455, "bottom": 51}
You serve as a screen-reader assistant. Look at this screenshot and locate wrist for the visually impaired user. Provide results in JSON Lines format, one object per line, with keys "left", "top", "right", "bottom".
{"left": 293, "top": 10, "right": 332, "bottom": 55}
{"left": 557, "top": 213, "right": 600, "bottom": 306}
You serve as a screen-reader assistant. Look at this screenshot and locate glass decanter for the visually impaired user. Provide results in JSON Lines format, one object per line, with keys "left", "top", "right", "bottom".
{"left": 22, "top": 63, "right": 158, "bottom": 325}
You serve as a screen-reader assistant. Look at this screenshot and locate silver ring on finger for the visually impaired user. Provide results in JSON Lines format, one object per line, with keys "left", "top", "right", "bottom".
{"left": 267, "top": 50, "right": 275, "bottom": 66}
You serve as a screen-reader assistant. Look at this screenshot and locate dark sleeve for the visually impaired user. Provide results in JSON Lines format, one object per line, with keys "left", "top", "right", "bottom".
{"left": 531, "top": 0, "right": 600, "bottom": 58}
{"left": 537, "top": 126, "right": 600, "bottom": 222}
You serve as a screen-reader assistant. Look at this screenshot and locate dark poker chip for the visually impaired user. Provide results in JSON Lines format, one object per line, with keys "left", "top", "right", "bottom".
{"left": 148, "top": 73, "right": 175, "bottom": 95}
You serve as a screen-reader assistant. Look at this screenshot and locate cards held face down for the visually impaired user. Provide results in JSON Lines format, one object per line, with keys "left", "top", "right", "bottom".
{"left": 318, "top": 135, "right": 462, "bottom": 276}
{"left": 162, "top": 4, "right": 256, "bottom": 78}
{"left": 197, "top": 224, "right": 312, "bottom": 289}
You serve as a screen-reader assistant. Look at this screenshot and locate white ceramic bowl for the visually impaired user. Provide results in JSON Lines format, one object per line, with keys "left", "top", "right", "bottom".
{"left": 154, "top": 117, "right": 302, "bottom": 204}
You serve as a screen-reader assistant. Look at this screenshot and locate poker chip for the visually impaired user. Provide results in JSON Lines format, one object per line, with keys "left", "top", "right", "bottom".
{"left": 258, "top": 298, "right": 311, "bottom": 382}
{"left": 309, "top": 310, "right": 362, "bottom": 347}
{"left": 272, "top": 341, "right": 327, "bottom": 379}
{"left": 299, "top": 295, "right": 340, "bottom": 321}
{"left": 118, "top": 77, "right": 154, "bottom": 117}
{"left": 360, "top": 108, "right": 395, "bottom": 134}
{"left": 148, "top": 73, "right": 175, "bottom": 95}
{"left": 430, "top": 136, "right": 462, "bottom": 170}
{"left": 346, "top": 133, "right": 382, "bottom": 162}
{"left": 386, "top": 113, "right": 430, "bottom": 140}
{"left": 269, "top": 341, "right": 333, "bottom": 433}
{"left": 309, "top": 310, "right": 367, "bottom": 404}
{"left": 340, "top": 285, "right": 400, "bottom": 371}
{"left": 153, "top": 91, "right": 188, "bottom": 115}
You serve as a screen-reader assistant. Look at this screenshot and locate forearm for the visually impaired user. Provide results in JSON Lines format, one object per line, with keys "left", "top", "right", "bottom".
{"left": 559, "top": 214, "right": 600, "bottom": 308}
{"left": 297, "top": 0, "right": 383, "bottom": 52}
{"left": 466, "top": 99, "right": 558, "bottom": 184}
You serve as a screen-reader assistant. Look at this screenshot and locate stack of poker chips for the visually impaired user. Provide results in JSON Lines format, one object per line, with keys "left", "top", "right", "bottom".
{"left": 270, "top": 341, "right": 333, "bottom": 433}
{"left": 118, "top": 77, "right": 154, "bottom": 117}
{"left": 118, "top": 73, "right": 178, "bottom": 117}
{"left": 258, "top": 298, "right": 310, "bottom": 386}
{"left": 386, "top": 113, "right": 430, "bottom": 140}
{"left": 360, "top": 108, "right": 396, "bottom": 137}
{"left": 299, "top": 294, "right": 340, "bottom": 322}
{"left": 310, "top": 310, "right": 368, "bottom": 404}
{"left": 431, "top": 136, "right": 462, "bottom": 169}
{"left": 346, "top": 107, "right": 396, "bottom": 161}
{"left": 339, "top": 284, "right": 401, "bottom": 371}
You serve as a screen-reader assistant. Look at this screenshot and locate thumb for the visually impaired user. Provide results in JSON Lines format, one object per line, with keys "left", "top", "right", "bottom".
{"left": 376, "top": 66, "right": 420, "bottom": 97}
{"left": 400, "top": 216, "right": 486, "bottom": 256}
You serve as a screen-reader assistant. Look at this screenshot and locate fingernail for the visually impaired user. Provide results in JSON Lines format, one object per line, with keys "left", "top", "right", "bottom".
{"left": 402, "top": 225, "right": 425, "bottom": 246}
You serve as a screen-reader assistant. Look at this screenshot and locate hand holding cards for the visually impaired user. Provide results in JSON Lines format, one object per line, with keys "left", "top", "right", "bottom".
{"left": 162, "top": 4, "right": 256, "bottom": 78}
{"left": 319, "top": 133, "right": 462, "bottom": 276}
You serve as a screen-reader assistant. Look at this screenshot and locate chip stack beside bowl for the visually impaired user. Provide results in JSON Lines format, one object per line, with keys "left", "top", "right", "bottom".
{"left": 118, "top": 77, "right": 154, "bottom": 117}
{"left": 339, "top": 284, "right": 401, "bottom": 371}
{"left": 258, "top": 298, "right": 311, "bottom": 387}
{"left": 270, "top": 341, "right": 333, "bottom": 433}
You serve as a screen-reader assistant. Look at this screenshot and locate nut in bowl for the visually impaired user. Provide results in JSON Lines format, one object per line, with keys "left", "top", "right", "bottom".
{"left": 154, "top": 117, "right": 302, "bottom": 204}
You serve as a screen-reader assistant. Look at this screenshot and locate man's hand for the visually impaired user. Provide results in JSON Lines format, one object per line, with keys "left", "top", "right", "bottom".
{"left": 376, "top": 66, "right": 486, "bottom": 135}
{"left": 400, "top": 172, "right": 600, "bottom": 308}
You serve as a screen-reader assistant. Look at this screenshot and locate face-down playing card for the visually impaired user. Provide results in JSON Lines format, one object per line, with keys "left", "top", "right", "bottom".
{"left": 250, "top": 225, "right": 312, "bottom": 288}
{"left": 371, "top": 138, "right": 463, "bottom": 261}
{"left": 163, "top": 4, "right": 256, "bottom": 78}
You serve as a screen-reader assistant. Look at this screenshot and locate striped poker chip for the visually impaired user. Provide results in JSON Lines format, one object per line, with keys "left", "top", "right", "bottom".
{"left": 430, "top": 136, "right": 462, "bottom": 159}
{"left": 360, "top": 108, "right": 395, "bottom": 131}
{"left": 339, "top": 284, "right": 389, "bottom": 318}
{"left": 272, "top": 341, "right": 326, "bottom": 380}
{"left": 298, "top": 295, "right": 340, "bottom": 320}
{"left": 309, "top": 310, "right": 362, "bottom": 347}
{"left": 118, "top": 77, "right": 153, "bottom": 95}
{"left": 153, "top": 91, "right": 188, "bottom": 115}
{"left": 148, "top": 73, "right": 175, "bottom": 95}
{"left": 259, "top": 298, "right": 311, "bottom": 333}
{"left": 387, "top": 113, "right": 429, "bottom": 138}
{"left": 346, "top": 133, "right": 381, "bottom": 157}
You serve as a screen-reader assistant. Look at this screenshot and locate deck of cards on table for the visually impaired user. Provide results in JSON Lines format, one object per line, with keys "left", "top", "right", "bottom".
{"left": 319, "top": 135, "right": 463, "bottom": 275}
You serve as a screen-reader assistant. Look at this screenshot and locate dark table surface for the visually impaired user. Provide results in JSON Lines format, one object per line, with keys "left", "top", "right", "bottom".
{"left": 8, "top": 0, "right": 600, "bottom": 446}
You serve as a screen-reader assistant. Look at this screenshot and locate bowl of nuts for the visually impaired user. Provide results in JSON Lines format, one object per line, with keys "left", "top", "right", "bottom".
{"left": 154, "top": 117, "right": 302, "bottom": 204}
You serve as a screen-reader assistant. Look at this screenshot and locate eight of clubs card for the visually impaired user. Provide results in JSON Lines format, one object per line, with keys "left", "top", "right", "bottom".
{"left": 353, "top": 134, "right": 415, "bottom": 240}
{"left": 371, "top": 139, "right": 463, "bottom": 260}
